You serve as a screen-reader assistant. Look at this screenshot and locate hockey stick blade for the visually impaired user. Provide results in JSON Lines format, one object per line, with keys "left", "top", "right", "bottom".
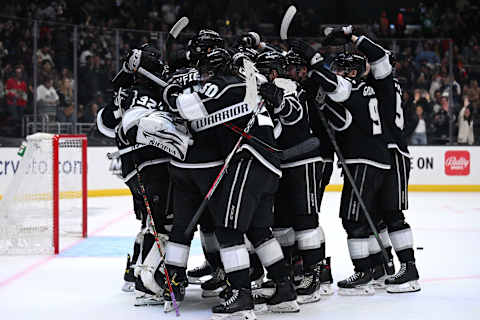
{"left": 280, "top": 5, "right": 297, "bottom": 40}
{"left": 281, "top": 137, "right": 320, "bottom": 160}
{"left": 169, "top": 17, "right": 189, "bottom": 39}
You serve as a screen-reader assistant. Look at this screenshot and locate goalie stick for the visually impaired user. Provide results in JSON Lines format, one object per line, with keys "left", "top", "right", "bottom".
{"left": 184, "top": 59, "right": 262, "bottom": 238}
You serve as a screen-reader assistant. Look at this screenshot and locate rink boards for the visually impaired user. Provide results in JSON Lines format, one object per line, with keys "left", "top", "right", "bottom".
{"left": 0, "top": 145, "right": 479, "bottom": 200}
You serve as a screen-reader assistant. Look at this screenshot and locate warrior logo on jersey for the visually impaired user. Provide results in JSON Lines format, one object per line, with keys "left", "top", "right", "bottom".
{"left": 190, "top": 101, "right": 251, "bottom": 132}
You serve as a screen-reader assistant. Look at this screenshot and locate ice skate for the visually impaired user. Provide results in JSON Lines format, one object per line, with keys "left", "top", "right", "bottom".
{"left": 163, "top": 273, "right": 186, "bottom": 312}
{"left": 385, "top": 261, "right": 421, "bottom": 293}
{"left": 267, "top": 280, "right": 300, "bottom": 313}
{"left": 210, "top": 288, "right": 256, "bottom": 320}
{"left": 121, "top": 254, "right": 136, "bottom": 292}
{"left": 134, "top": 277, "right": 164, "bottom": 306}
{"left": 187, "top": 261, "right": 213, "bottom": 284}
{"left": 337, "top": 271, "right": 375, "bottom": 296}
{"left": 296, "top": 261, "right": 323, "bottom": 304}
{"left": 201, "top": 267, "right": 227, "bottom": 297}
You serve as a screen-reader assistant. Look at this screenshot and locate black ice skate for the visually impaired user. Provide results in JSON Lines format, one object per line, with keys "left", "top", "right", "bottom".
{"left": 163, "top": 273, "right": 187, "bottom": 313}
{"left": 266, "top": 280, "right": 300, "bottom": 313}
{"left": 210, "top": 288, "right": 256, "bottom": 320}
{"left": 296, "top": 262, "right": 323, "bottom": 304}
{"left": 337, "top": 271, "right": 375, "bottom": 296}
{"left": 385, "top": 261, "right": 421, "bottom": 293}
{"left": 134, "top": 277, "right": 164, "bottom": 306}
{"left": 371, "top": 259, "right": 395, "bottom": 289}
{"left": 187, "top": 261, "right": 213, "bottom": 285}
{"left": 121, "top": 254, "right": 136, "bottom": 293}
{"left": 201, "top": 268, "right": 227, "bottom": 297}
{"left": 318, "top": 257, "right": 334, "bottom": 295}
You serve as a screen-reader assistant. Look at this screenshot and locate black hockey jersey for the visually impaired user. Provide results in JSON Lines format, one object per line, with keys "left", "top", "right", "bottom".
{"left": 308, "top": 65, "right": 391, "bottom": 169}
{"left": 271, "top": 78, "right": 328, "bottom": 167}
{"left": 175, "top": 73, "right": 281, "bottom": 176}
{"left": 357, "top": 36, "right": 410, "bottom": 156}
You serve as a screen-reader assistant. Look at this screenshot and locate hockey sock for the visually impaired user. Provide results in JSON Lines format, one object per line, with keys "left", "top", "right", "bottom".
{"left": 301, "top": 243, "right": 325, "bottom": 269}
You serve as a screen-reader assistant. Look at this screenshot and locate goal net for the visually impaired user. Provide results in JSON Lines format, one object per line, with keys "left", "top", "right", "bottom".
{"left": 0, "top": 133, "right": 88, "bottom": 255}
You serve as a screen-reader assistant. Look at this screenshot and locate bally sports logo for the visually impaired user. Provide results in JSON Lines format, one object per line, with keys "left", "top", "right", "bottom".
{"left": 444, "top": 151, "right": 470, "bottom": 176}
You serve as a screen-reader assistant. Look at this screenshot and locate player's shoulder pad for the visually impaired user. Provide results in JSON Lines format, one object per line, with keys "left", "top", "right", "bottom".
{"left": 198, "top": 75, "right": 245, "bottom": 99}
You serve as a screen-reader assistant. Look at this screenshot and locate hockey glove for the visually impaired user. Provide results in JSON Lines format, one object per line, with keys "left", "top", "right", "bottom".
{"left": 260, "top": 83, "right": 284, "bottom": 111}
{"left": 289, "top": 39, "right": 324, "bottom": 66}
{"left": 168, "top": 68, "right": 201, "bottom": 89}
{"left": 322, "top": 25, "right": 353, "bottom": 46}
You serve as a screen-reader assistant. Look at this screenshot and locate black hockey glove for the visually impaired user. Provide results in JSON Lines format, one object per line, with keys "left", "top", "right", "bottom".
{"left": 260, "top": 83, "right": 284, "bottom": 111}
{"left": 168, "top": 68, "right": 201, "bottom": 89}
{"left": 289, "top": 39, "right": 324, "bottom": 66}
{"left": 322, "top": 25, "right": 353, "bottom": 46}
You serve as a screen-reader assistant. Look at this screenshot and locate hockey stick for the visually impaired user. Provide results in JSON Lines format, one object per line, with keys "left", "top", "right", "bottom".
{"left": 315, "top": 105, "right": 393, "bottom": 268}
{"left": 166, "top": 17, "right": 189, "bottom": 62}
{"left": 223, "top": 122, "right": 320, "bottom": 161}
{"left": 184, "top": 60, "right": 261, "bottom": 238}
{"left": 280, "top": 5, "right": 297, "bottom": 40}
{"left": 107, "top": 144, "right": 147, "bottom": 159}
{"left": 135, "top": 164, "right": 180, "bottom": 316}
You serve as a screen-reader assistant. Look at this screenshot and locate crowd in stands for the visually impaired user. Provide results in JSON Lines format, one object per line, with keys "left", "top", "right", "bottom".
{"left": 0, "top": 0, "right": 479, "bottom": 144}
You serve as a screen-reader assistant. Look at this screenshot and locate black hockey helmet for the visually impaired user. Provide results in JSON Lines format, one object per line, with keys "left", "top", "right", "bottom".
{"left": 330, "top": 52, "right": 366, "bottom": 79}
{"left": 197, "top": 48, "right": 231, "bottom": 75}
{"left": 130, "top": 43, "right": 169, "bottom": 85}
{"left": 255, "top": 50, "right": 288, "bottom": 78}
{"left": 187, "top": 29, "right": 224, "bottom": 66}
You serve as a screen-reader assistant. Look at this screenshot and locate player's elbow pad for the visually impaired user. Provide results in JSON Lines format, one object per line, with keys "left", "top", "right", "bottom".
{"left": 356, "top": 36, "right": 392, "bottom": 80}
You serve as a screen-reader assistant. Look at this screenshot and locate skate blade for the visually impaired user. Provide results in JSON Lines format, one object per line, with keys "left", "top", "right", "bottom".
{"left": 372, "top": 276, "right": 387, "bottom": 289}
{"left": 121, "top": 281, "right": 135, "bottom": 293}
{"left": 297, "top": 290, "right": 322, "bottom": 304}
{"left": 134, "top": 295, "right": 164, "bottom": 306}
{"left": 268, "top": 300, "right": 300, "bottom": 313}
{"left": 386, "top": 280, "right": 421, "bottom": 293}
{"left": 320, "top": 283, "right": 334, "bottom": 296}
{"left": 202, "top": 286, "right": 227, "bottom": 298}
{"left": 188, "top": 275, "right": 212, "bottom": 285}
{"left": 252, "top": 287, "right": 275, "bottom": 298}
{"left": 338, "top": 285, "right": 375, "bottom": 296}
{"left": 210, "top": 309, "right": 257, "bottom": 320}
{"left": 163, "top": 300, "right": 181, "bottom": 312}
{"left": 254, "top": 303, "right": 268, "bottom": 314}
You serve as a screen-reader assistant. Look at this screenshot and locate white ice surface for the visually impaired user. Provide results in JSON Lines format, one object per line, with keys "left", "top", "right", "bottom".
{"left": 1, "top": 193, "right": 479, "bottom": 320}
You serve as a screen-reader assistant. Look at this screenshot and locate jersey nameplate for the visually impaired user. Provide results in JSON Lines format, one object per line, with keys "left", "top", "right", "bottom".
{"left": 190, "top": 101, "right": 252, "bottom": 132}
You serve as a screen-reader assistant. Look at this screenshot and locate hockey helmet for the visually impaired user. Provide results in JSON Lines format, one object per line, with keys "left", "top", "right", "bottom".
{"left": 330, "top": 52, "right": 366, "bottom": 79}
{"left": 255, "top": 50, "right": 288, "bottom": 78}
{"left": 187, "top": 29, "right": 224, "bottom": 66}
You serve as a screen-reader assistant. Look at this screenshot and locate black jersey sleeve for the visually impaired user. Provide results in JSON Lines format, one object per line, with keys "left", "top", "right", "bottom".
{"left": 97, "top": 87, "right": 129, "bottom": 138}
{"left": 355, "top": 36, "right": 392, "bottom": 80}
{"left": 307, "top": 65, "right": 353, "bottom": 103}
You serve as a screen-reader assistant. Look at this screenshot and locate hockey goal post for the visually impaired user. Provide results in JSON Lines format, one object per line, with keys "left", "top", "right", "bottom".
{"left": 0, "top": 133, "right": 88, "bottom": 255}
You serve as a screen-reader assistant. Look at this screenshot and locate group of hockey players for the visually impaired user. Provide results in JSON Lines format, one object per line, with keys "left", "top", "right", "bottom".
{"left": 97, "top": 22, "right": 421, "bottom": 320}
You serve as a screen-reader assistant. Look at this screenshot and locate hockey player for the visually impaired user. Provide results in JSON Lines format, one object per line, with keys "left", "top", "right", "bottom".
{"left": 324, "top": 26, "right": 421, "bottom": 293}
{"left": 162, "top": 29, "right": 299, "bottom": 318}
{"left": 290, "top": 40, "right": 391, "bottom": 295}
{"left": 97, "top": 44, "right": 173, "bottom": 305}
{"left": 254, "top": 50, "right": 333, "bottom": 303}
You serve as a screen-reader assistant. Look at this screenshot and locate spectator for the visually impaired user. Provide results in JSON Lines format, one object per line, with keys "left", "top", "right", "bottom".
{"left": 379, "top": 10, "right": 389, "bottom": 37}
{"left": 36, "top": 45, "right": 55, "bottom": 67}
{"left": 56, "top": 101, "right": 74, "bottom": 123}
{"left": 39, "top": 59, "right": 57, "bottom": 85}
{"left": 430, "top": 94, "right": 452, "bottom": 144}
{"left": 80, "top": 94, "right": 100, "bottom": 123}
{"left": 5, "top": 65, "right": 28, "bottom": 134}
{"left": 57, "top": 67, "right": 74, "bottom": 107}
{"left": 457, "top": 96, "right": 475, "bottom": 145}
{"left": 36, "top": 77, "right": 59, "bottom": 119}
{"left": 410, "top": 105, "right": 429, "bottom": 145}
